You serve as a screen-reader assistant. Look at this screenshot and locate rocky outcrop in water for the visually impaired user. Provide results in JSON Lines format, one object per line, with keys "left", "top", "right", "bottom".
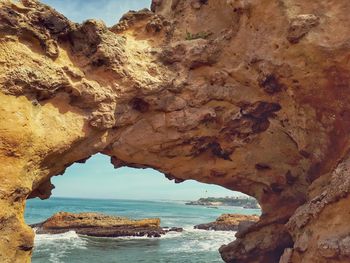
{"left": 31, "top": 212, "right": 181, "bottom": 238}
{"left": 1, "top": 0, "right": 350, "bottom": 262}
{"left": 195, "top": 214, "right": 259, "bottom": 231}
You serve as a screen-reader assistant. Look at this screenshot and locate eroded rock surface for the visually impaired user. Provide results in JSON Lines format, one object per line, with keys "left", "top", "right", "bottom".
{"left": 0, "top": 0, "right": 350, "bottom": 262}
{"left": 31, "top": 212, "right": 180, "bottom": 238}
{"left": 195, "top": 214, "right": 259, "bottom": 231}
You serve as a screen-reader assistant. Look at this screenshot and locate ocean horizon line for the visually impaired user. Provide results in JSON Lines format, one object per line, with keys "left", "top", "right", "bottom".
{"left": 43, "top": 196, "right": 193, "bottom": 203}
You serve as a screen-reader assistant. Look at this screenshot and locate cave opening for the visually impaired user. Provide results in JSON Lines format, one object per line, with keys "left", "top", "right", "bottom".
{"left": 24, "top": 153, "right": 261, "bottom": 263}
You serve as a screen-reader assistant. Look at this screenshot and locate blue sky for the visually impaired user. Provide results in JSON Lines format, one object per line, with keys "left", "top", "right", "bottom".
{"left": 42, "top": 0, "right": 151, "bottom": 26}
{"left": 41, "top": 0, "right": 242, "bottom": 200}
{"left": 53, "top": 154, "right": 241, "bottom": 200}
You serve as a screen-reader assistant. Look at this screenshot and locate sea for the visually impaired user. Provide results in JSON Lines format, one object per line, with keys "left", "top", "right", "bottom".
{"left": 25, "top": 198, "right": 261, "bottom": 263}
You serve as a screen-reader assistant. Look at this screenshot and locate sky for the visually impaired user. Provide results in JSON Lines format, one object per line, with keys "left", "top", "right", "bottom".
{"left": 42, "top": 0, "right": 151, "bottom": 26}
{"left": 40, "top": 0, "right": 243, "bottom": 200}
{"left": 53, "top": 154, "right": 241, "bottom": 201}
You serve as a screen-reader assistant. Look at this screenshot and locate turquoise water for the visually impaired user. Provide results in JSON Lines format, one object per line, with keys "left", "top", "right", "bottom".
{"left": 25, "top": 198, "right": 260, "bottom": 263}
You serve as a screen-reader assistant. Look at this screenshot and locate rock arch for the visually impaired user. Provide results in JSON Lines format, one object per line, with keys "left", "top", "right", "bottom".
{"left": 0, "top": 0, "right": 350, "bottom": 262}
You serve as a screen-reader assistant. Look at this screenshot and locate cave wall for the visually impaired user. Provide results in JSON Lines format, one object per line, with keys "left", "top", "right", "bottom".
{"left": 0, "top": 0, "right": 350, "bottom": 262}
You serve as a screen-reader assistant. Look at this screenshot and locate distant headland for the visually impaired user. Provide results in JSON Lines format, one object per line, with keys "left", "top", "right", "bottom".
{"left": 185, "top": 197, "right": 260, "bottom": 209}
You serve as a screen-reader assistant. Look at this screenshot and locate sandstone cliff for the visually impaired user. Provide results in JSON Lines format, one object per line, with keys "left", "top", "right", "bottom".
{"left": 0, "top": 0, "right": 350, "bottom": 262}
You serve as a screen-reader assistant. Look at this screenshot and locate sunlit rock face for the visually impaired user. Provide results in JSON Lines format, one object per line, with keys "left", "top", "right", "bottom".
{"left": 0, "top": 0, "right": 350, "bottom": 262}
{"left": 31, "top": 212, "right": 166, "bottom": 237}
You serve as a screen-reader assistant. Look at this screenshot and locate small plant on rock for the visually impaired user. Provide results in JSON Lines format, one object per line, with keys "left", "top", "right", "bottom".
{"left": 185, "top": 30, "right": 211, "bottom": 40}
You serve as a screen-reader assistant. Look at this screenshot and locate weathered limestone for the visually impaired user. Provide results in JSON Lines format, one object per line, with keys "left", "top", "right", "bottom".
{"left": 0, "top": 0, "right": 350, "bottom": 262}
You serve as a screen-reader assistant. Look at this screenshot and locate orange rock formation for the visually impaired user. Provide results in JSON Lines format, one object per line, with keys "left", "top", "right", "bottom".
{"left": 195, "top": 214, "right": 259, "bottom": 231}
{"left": 0, "top": 0, "right": 350, "bottom": 262}
{"left": 32, "top": 212, "right": 165, "bottom": 237}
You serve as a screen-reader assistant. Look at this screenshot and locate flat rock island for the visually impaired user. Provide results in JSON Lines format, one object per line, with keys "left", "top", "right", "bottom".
{"left": 195, "top": 214, "right": 259, "bottom": 231}
{"left": 31, "top": 212, "right": 182, "bottom": 238}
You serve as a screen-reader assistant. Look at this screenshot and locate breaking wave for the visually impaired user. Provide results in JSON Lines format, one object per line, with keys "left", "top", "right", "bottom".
{"left": 167, "top": 227, "right": 236, "bottom": 253}
{"left": 34, "top": 230, "right": 87, "bottom": 263}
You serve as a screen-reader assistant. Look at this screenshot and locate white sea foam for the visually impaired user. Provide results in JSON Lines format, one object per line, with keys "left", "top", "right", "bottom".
{"left": 86, "top": 229, "right": 184, "bottom": 241}
{"left": 34, "top": 230, "right": 85, "bottom": 245}
{"left": 33, "top": 226, "right": 236, "bottom": 260}
{"left": 34, "top": 231, "right": 87, "bottom": 263}
{"left": 85, "top": 227, "right": 235, "bottom": 246}
{"left": 159, "top": 230, "right": 183, "bottom": 239}
{"left": 167, "top": 227, "right": 236, "bottom": 253}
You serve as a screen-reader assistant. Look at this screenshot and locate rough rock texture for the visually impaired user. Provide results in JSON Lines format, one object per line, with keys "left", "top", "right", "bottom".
{"left": 195, "top": 214, "right": 259, "bottom": 231}
{"left": 0, "top": 0, "right": 350, "bottom": 262}
{"left": 31, "top": 212, "right": 180, "bottom": 238}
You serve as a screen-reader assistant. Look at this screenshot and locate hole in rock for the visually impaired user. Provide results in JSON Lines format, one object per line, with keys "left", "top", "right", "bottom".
{"left": 21, "top": 2, "right": 262, "bottom": 262}
{"left": 25, "top": 154, "right": 261, "bottom": 263}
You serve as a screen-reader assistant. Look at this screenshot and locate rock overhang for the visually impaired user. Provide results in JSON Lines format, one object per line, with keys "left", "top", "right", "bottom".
{"left": 0, "top": 0, "right": 350, "bottom": 262}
